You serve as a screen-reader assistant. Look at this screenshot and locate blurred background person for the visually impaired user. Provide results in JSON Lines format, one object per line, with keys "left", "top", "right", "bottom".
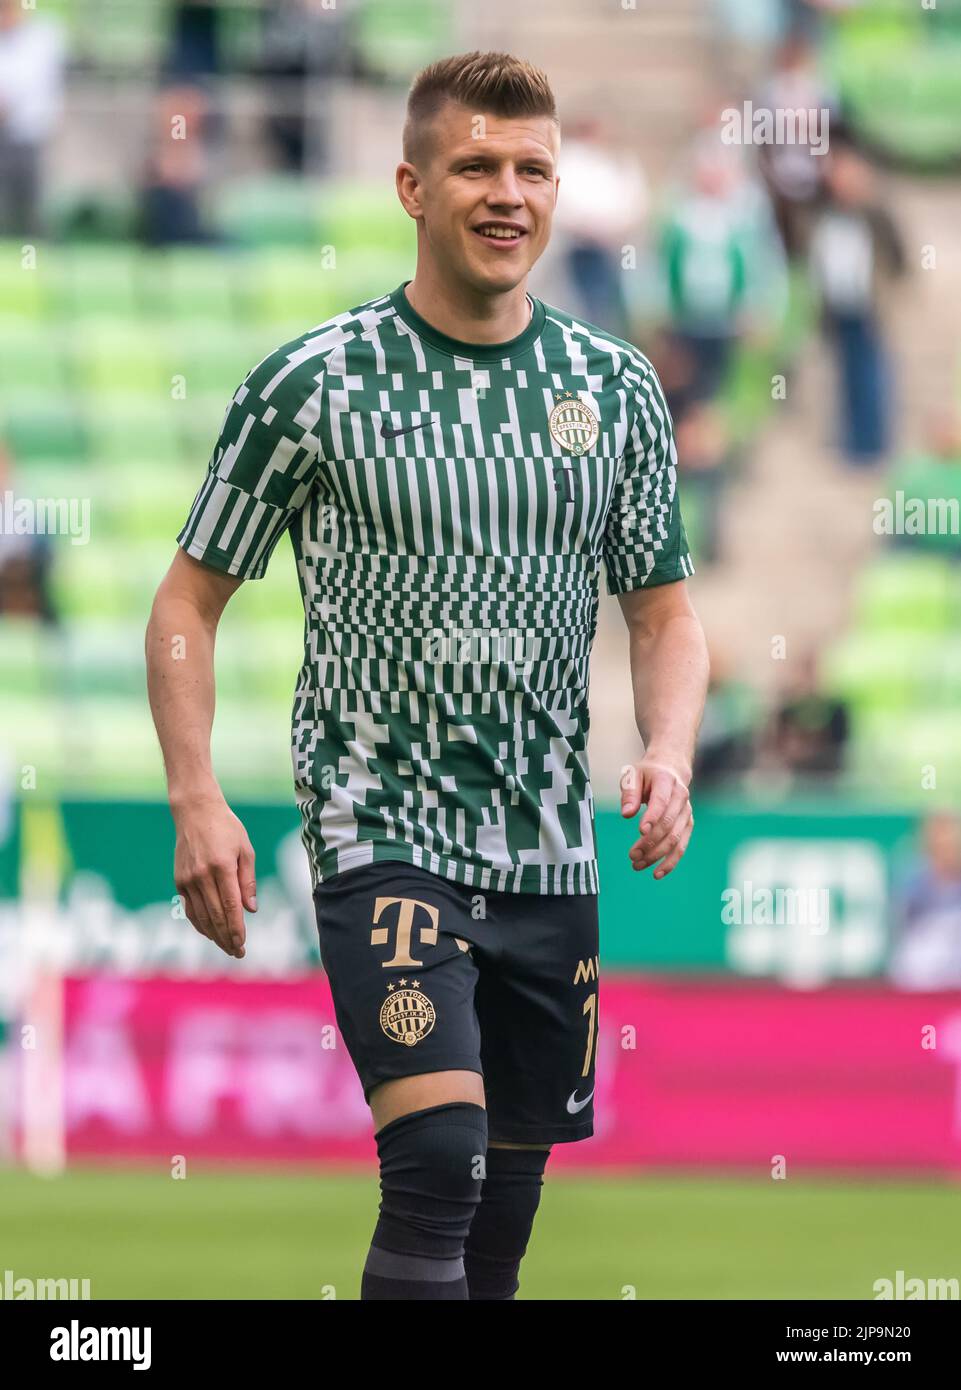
{"left": 889, "top": 811, "right": 961, "bottom": 990}
{"left": 0, "top": 442, "right": 58, "bottom": 626}
{"left": 659, "top": 133, "right": 786, "bottom": 404}
{"left": 0, "top": 0, "right": 65, "bottom": 237}
{"left": 758, "top": 652, "right": 849, "bottom": 784}
{"left": 552, "top": 114, "right": 647, "bottom": 339}
{"left": 754, "top": 30, "right": 837, "bottom": 261}
{"left": 809, "top": 141, "right": 906, "bottom": 465}
{"left": 255, "top": 0, "right": 351, "bottom": 175}
{"left": 137, "top": 83, "right": 218, "bottom": 246}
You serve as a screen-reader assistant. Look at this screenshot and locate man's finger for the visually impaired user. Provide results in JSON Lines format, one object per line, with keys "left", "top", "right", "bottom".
{"left": 633, "top": 786, "right": 690, "bottom": 868}
{"left": 637, "top": 774, "right": 673, "bottom": 840}
{"left": 195, "top": 871, "right": 237, "bottom": 957}
{"left": 639, "top": 774, "right": 686, "bottom": 845}
{"left": 619, "top": 764, "right": 643, "bottom": 818}
{"left": 652, "top": 814, "right": 694, "bottom": 879}
{"left": 238, "top": 840, "right": 257, "bottom": 914}
{"left": 182, "top": 885, "right": 213, "bottom": 941}
{"left": 213, "top": 863, "right": 247, "bottom": 957}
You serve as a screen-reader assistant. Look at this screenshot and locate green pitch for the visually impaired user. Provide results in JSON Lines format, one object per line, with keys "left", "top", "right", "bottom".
{"left": 0, "top": 1167, "right": 957, "bottom": 1300}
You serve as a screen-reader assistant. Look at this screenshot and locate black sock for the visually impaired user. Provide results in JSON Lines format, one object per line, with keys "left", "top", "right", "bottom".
{"left": 464, "top": 1145, "right": 549, "bottom": 1300}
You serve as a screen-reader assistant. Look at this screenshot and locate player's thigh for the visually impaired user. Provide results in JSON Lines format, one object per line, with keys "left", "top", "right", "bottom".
{"left": 370, "top": 1069, "right": 485, "bottom": 1131}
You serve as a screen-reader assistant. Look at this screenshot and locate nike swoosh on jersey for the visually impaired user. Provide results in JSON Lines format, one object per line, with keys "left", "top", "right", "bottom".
{"left": 566, "top": 1088, "right": 594, "bottom": 1114}
{"left": 380, "top": 420, "right": 428, "bottom": 439}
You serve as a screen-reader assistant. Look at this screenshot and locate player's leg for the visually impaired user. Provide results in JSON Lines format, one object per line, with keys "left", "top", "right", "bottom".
{"left": 363, "top": 1069, "right": 487, "bottom": 1300}
{"left": 313, "top": 864, "right": 489, "bottom": 1301}
{"left": 463, "top": 1140, "right": 551, "bottom": 1301}
{"left": 465, "top": 889, "right": 600, "bottom": 1300}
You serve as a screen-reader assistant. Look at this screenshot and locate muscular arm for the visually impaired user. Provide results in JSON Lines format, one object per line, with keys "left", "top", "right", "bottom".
{"left": 616, "top": 580, "right": 710, "bottom": 878}
{"left": 145, "top": 548, "right": 256, "bottom": 958}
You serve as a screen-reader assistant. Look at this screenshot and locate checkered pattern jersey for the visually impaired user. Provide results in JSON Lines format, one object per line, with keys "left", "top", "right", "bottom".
{"left": 177, "top": 283, "right": 694, "bottom": 894}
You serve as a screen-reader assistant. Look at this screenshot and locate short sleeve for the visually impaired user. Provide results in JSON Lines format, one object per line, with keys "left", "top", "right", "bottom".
{"left": 602, "top": 362, "right": 693, "bottom": 594}
{"left": 177, "top": 348, "right": 322, "bottom": 580}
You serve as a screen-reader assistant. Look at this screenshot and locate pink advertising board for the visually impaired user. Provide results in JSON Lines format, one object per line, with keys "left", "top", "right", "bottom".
{"left": 26, "top": 975, "right": 961, "bottom": 1171}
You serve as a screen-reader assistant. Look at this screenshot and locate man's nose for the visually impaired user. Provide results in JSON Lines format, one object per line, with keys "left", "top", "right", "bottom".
{"left": 485, "top": 169, "right": 525, "bottom": 206}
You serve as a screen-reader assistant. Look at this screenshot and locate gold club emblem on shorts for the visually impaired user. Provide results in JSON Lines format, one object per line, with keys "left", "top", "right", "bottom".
{"left": 380, "top": 979, "right": 436, "bottom": 1047}
{"left": 548, "top": 392, "right": 599, "bottom": 456}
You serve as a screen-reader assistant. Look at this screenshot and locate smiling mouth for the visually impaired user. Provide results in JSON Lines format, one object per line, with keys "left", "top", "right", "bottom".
{"left": 473, "top": 223, "right": 527, "bottom": 246}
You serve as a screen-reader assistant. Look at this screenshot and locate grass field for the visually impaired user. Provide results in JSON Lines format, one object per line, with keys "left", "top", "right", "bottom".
{"left": 1, "top": 1166, "right": 958, "bottom": 1300}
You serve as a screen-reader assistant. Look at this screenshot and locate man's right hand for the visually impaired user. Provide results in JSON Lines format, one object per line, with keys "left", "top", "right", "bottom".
{"left": 172, "top": 793, "right": 257, "bottom": 959}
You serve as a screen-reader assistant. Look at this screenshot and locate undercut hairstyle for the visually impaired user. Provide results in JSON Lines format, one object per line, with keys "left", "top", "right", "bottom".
{"left": 403, "top": 50, "right": 558, "bottom": 165}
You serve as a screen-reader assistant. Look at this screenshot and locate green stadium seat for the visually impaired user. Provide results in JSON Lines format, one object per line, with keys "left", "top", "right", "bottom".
{"left": 218, "top": 177, "right": 323, "bottom": 248}
{"left": 853, "top": 554, "right": 958, "bottom": 632}
{"left": 60, "top": 621, "right": 149, "bottom": 699}
{"left": 83, "top": 396, "right": 183, "bottom": 467}
{"left": 68, "top": 0, "right": 170, "bottom": 72}
{"left": 1, "top": 393, "right": 87, "bottom": 463}
{"left": 0, "top": 240, "right": 52, "bottom": 320}
{"left": 355, "top": 0, "right": 453, "bottom": 83}
{"left": 317, "top": 183, "right": 415, "bottom": 259}
{"left": 821, "top": 631, "right": 931, "bottom": 715}
{"left": 52, "top": 542, "right": 171, "bottom": 620}
{"left": 850, "top": 709, "right": 961, "bottom": 797}
{"left": 140, "top": 248, "right": 239, "bottom": 323}
{"left": 0, "top": 620, "right": 63, "bottom": 696}
{"left": 885, "top": 458, "right": 961, "bottom": 557}
{"left": 173, "top": 326, "right": 267, "bottom": 395}
{"left": 74, "top": 322, "right": 169, "bottom": 395}
{"left": 238, "top": 251, "right": 346, "bottom": 326}
{"left": 0, "top": 326, "right": 72, "bottom": 394}
{"left": 54, "top": 246, "right": 143, "bottom": 321}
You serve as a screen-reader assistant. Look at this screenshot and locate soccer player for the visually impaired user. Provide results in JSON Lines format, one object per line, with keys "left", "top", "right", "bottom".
{"left": 146, "top": 51, "right": 709, "bottom": 1301}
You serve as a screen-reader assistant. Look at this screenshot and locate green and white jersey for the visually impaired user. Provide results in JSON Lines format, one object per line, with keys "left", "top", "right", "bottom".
{"left": 177, "top": 283, "right": 693, "bottom": 895}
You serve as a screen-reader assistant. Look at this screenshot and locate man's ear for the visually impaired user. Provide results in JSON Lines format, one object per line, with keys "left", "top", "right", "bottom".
{"left": 395, "top": 162, "right": 422, "bottom": 220}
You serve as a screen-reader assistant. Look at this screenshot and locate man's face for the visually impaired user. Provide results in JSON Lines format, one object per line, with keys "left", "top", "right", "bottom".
{"left": 399, "top": 102, "right": 559, "bottom": 296}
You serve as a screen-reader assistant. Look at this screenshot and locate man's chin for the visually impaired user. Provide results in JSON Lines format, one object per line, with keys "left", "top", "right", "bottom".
{"left": 462, "top": 259, "right": 531, "bottom": 298}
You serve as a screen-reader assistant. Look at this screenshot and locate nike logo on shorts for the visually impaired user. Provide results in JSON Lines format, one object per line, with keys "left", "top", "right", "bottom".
{"left": 566, "top": 1088, "right": 594, "bottom": 1115}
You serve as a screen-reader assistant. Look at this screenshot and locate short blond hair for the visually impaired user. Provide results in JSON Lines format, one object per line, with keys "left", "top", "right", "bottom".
{"left": 403, "top": 50, "right": 558, "bottom": 164}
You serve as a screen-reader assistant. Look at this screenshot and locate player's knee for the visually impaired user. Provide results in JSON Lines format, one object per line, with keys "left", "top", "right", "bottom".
{"left": 373, "top": 1101, "right": 488, "bottom": 1258}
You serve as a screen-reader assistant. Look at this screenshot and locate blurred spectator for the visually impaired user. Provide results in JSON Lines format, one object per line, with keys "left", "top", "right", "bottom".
{"left": 553, "top": 116, "right": 648, "bottom": 339}
{"left": 166, "top": 2, "right": 222, "bottom": 81}
{"left": 0, "top": 0, "right": 65, "bottom": 237}
{"left": 760, "top": 652, "right": 849, "bottom": 779}
{"left": 256, "top": 0, "right": 349, "bottom": 175}
{"left": 0, "top": 443, "right": 58, "bottom": 625}
{"left": 889, "top": 811, "right": 961, "bottom": 989}
{"left": 693, "top": 646, "right": 758, "bottom": 786}
{"left": 137, "top": 85, "right": 217, "bottom": 246}
{"left": 675, "top": 402, "right": 736, "bottom": 566}
{"left": 809, "top": 142, "right": 906, "bottom": 465}
{"left": 755, "top": 32, "right": 837, "bottom": 260}
{"left": 660, "top": 134, "right": 786, "bottom": 403}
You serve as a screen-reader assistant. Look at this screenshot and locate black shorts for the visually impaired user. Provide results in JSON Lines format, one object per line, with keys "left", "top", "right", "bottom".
{"left": 312, "top": 862, "right": 600, "bottom": 1146}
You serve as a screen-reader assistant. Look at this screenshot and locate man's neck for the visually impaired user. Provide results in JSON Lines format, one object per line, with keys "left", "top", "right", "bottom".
{"left": 403, "top": 270, "right": 531, "bottom": 345}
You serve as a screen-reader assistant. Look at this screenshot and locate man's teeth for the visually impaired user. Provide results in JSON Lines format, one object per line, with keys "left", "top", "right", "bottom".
{"left": 478, "top": 226, "right": 521, "bottom": 238}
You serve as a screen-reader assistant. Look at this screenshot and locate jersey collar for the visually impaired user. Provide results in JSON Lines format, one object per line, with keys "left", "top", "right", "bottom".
{"left": 388, "top": 281, "right": 545, "bottom": 362}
